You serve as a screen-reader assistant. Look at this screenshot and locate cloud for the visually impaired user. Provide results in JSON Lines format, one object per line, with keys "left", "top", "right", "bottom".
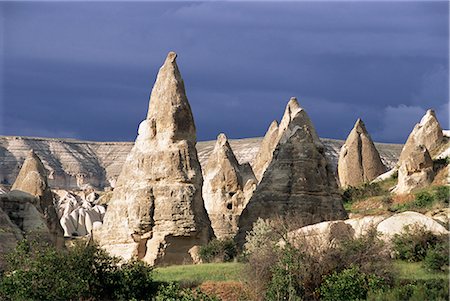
{"left": 374, "top": 105, "right": 427, "bottom": 143}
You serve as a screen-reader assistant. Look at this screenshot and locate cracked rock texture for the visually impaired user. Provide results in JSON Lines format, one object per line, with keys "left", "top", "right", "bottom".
{"left": 94, "top": 52, "right": 212, "bottom": 265}
{"left": 338, "top": 119, "right": 387, "bottom": 187}
{"left": 202, "top": 133, "right": 256, "bottom": 239}
{"left": 236, "top": 98, "right": 348, "bottom": 246}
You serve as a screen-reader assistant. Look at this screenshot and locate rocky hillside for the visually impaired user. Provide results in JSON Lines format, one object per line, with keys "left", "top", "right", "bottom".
{"left": 0, "top": 135, "right": 403, "bottom": 190}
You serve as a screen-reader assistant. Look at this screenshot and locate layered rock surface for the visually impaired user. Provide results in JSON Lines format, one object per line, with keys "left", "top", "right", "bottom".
{"left": 338, "top": 119, "right": 386, "bottom": 187}
{"left": 203, "top": 133, "right": 256, "bottom": 239}
{"left": 0, "top": 151, "right": 64, "bottom": 247}
{"left": 0, "top": 136, "right": 403, "bottom": 191}
{"left": 236, "top": 98, "right": 348, "bottom": 245}
{"left": 94, "top": 52, "right": 212, "bottom": 265}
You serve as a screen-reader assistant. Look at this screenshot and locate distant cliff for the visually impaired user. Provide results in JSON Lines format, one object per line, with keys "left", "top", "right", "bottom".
{"left": 0, "top": 135, "right": 403, "bottom": 190}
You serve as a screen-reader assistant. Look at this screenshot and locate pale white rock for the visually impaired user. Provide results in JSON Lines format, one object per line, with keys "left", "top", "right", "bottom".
{"left": 94, "top": 52, "right": 213, "bottom": 265}
{"left": 398, "top": 109, "right": 444, "bottom": 164}
{"left": 338, "top": 119, "right": 387, "bottom": 187}
{"left": 377, "top": 211, "right": 448, "bottom": 238}
{"left": 442, "top": 130, "right": 450, "bottom": 138}
{"left": 371, "top": 167, "right": 398, "bottom": 184}
{"left": 395, "top": 145, "right": 434, "bottom": 194}
{"left": 202, "top": 133, "right": 256, "bottom": 239}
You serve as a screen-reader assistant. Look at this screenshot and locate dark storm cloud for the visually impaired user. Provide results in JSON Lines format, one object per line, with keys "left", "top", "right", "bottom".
{"left": 1, "top": 1, "right": 448, "bottom": 143}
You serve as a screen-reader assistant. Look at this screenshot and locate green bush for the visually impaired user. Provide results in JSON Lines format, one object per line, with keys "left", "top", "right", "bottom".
{"left": 0, "top": 240, "right": 157, "bottom": 301}
{"left": 423, "top": 239, "right": 449, "bottom": 271}
{"left": 434, "top": 186, "right": 450, "bottom": 204}
{"left": 413, "top": 191, "right": 435, "bottom": 208}
{"left": 368, "top": 279, "right": 449, "bottom": 301}
{"left": 155, "top": 282, "right": 219, "bottom": 301}
{"left": 392, "top": 225, "right": 443, "bottom": 262}
{"left": 320, "top": 265, "right": 386, "bottom": 301}
{"left": 199, "top": 239, "right": 237, "bottom": 263}
{"left": 342, "top": 182, "right": 384, "bottom": 204}
{"left": 265, "top": 245, "right": 303, "bottom": 301}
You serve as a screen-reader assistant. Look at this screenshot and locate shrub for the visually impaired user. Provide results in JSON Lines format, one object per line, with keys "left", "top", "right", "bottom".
{"left": 265, "top": 245, "right": 303, "bottom": 301}
{"left": 367, "top": 279, "right": 449, "bottom": 301}
{"left": 413, "top": 191, "right": 435, "bottom": 208}
{"left": 423, "top": 239, "right": 449, "bottom": 271}
{"left": 434, "top": 186, "right": 450, "bottom": 204}
{"left": 0, "top": 240, "right": 157, "bottom": 300}
{"left": 320, "top": 265, "right": 386, "bottom": 301}
{"left": 199, "top": 239, "right": 237, "bottom": 263}
{"left": 342, "top": 182, "right": 384, "bottom": 204}
{"left": 155, "top": 282, "right": 219, "bottom": 301}
{"left": 392, "top": 225, "right": 441, "bottom": 262}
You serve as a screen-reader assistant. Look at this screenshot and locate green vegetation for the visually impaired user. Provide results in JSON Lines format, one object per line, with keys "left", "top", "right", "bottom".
{"left": 394, "top": 261, "right": 448, "bottom": 281}
{"left": 155, "top": 282, "right": 219, "bottom": 301}
{"left": 389, "top": 185, "right": 450, "bottom": 213}
{"left": 154, "top": 262, "right": 243, "bottom": 284}
{"left": 199, "top": 239, "right": 237, "bottom": 263}
{"left": 342, "top": 182, "right": 386, "bottom": 205}
{"left": 320, "top": 266, "right": 386, "bottom": 301}
{"left": 0, "top": 241, "right": 157, "bottom": 301}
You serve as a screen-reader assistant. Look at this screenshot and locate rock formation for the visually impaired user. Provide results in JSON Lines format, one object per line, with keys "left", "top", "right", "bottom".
{"left": 338, "top": 119, "right": 386, "bottom": 187}
{"left": 56, "top": 192, "right": 105, "bottom": 237}
{"left": 395, "top": 145, "right": 434, "bottom": 194}
{"left": 236, "top": 98, "right": 348, "bottom": 245}
{"left": 0, "top": 207, "right": 23, "bottom": 268}
{"left": 94, "top": 52, "right": 212, "bottom": 265}
{"left": 0, "top": 135, "right": 403, "bottom": 190}
{"left": 398, "top": 109, "right": 444, "bottom": 164}
{"left": 203, "top": 133, "right": 256, "bottom": 239}
{"left": 252, "top": 120, "right": 280, "bottom": 182}
{"left": 0, "top": 151, "right": 64, "bottom": 247}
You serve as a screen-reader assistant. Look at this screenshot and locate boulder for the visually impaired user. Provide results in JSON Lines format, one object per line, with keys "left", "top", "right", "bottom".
{"left": 398, "top": 109, "right": 444, "bottom": 164}
{"left": 236, "top": 98, "right": 348, "bottom": 245}
{"left": 203, "top": 133, "right": 256, "bottom": 239}
{"left": 395, "top": 145, "right": 434, "bottom": 194}
{"left": 94, "top": 52, "right": 213, "bottom": 265}
{"left": 377, "top": 211, "right": 448, "bottom": 237}
{"left": 338, "top": 119, "right": 386, "bottom": 187}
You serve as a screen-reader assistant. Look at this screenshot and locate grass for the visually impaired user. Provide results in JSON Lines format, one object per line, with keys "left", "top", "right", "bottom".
{"left": 154, "top": 262, "right": 244, "bottom": 284}
{"left": 394, "top": 261, "right": 449, "bottom": 281}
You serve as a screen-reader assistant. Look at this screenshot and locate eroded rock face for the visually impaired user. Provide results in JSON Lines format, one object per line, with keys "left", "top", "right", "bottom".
{"left": 338, "top": 119, "right": 386, "bottom": 187}
{"left": 236, "top": 98, "right": 348, "bottom": 245}
{"left": 56, "top": 192, "right": 105, "bottom": 237}
{"left": 203, "top": 133, "right": 256, "bottom": 239}
{"left": 0, "top": 207, "right": 23, "bottom": 268}
{"left": 2, "top": 151, "right": 64, "bottom": 247}
{"left": 94, "top": 52, "right": 212, "bottom": 265}
{"left": 252, "top": 120, "right": 280, "bottom": 182}
{"left": 399, "top": 109, "right": 444, "bottom": 164}
{"left": 395, "top": 145, "right": 434, "bottom": 194}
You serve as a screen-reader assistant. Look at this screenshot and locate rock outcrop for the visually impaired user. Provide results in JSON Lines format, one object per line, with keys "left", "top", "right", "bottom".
{"left": 236, "top": 98, "right": 348, "bottom": 245}
{"left": 252, "top": 120, "right": 280, "bottom": 182}
{"left": 94, "top": 52, "right": 212, "bottom": 265}
{"left": 395, "top": 145, "right": 434, "bottom": 194}
{"left": 0, "top": 135, "right": 403, "bottom": 190}
{"left": 203, "top": 133, "right": 256, "bottom": 239}
{"left": 0, "top": 207, "right": 23, "bottom": 268}
{"left": 56, "top": 192, "right": 105, "bottom": 237}
{"left": 398, "top": 109, "right": 444, "bottom": 164}
{"left": 377, "top": 211, "right": 448, "bottom": 238}
{"left": 0, "top": 151, "right": 64, "bottom": 247}
{"left": 338, "top": 119, "right": 386, "bottom": 187}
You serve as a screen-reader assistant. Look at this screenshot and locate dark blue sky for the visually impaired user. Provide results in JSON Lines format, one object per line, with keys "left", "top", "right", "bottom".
{"left": 0, "top": 1, "right": 448, "bottom": 143}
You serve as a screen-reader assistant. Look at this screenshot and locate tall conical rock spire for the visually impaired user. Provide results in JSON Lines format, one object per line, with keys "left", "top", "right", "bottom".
{"left": 94, "top": 52, "right": 213, "bottom": 265}
{"left": 203, "top": 133, "right": 256, "bottom": 239}
{"left": 236, "top": 98, "right": 347, "bottom": 246}
{"left": 338, "top": 119, "right": 387, "bottom": 187}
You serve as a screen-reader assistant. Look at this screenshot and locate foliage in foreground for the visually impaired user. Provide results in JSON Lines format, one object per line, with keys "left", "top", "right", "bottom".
{"left": 155, "top": 282, "right": 219, "bottom": 301}
{"left": 0, "top": 241, "right": 157, "bottom": 301}
{"left": 199, "top": 239, "right": 237, "bottom": 263}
